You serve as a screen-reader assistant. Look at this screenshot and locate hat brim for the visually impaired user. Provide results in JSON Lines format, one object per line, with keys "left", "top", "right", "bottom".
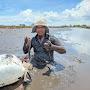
{"left": 32, "top": 26, "right": 49, "bottom": 33}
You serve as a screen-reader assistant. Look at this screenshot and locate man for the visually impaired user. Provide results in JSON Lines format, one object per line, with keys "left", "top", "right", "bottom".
{"left": 23, "top": 20, "right": 66, "bottom": 69}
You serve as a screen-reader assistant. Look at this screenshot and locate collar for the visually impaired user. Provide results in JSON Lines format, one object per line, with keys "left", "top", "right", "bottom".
{"left": 35, "top": 34, "right": 49, "bottom": 40}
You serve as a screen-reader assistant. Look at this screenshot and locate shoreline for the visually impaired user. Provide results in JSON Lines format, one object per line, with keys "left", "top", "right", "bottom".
{"left": 0, "top": 27, "right": 90, "bottom": 30}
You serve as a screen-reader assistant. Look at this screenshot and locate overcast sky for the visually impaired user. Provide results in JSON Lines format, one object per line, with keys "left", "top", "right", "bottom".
{"left": 0, "top": 0, "right": 90, "bottom": 25}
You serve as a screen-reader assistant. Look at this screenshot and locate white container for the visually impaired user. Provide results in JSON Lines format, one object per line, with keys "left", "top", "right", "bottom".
{"left": 0, "top": 54, "right": 25, "bottom": 87}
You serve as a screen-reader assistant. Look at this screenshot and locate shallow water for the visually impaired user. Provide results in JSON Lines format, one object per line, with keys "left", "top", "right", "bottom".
{"left": 0, "top": 28, "right": 90, "bottom": 90}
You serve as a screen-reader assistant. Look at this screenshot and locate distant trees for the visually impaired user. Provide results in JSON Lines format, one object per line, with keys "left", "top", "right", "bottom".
{"left": 0, "top": 24, "right": 90, "bottom": 29}
{"left": 49, "top": 24, "right": 90, "bottom": 29}
{"left": 0, "top": 24, "right": 32, "bottom": 29}
{"left": 72, "top": 24, "right": 90, "bottom": 29}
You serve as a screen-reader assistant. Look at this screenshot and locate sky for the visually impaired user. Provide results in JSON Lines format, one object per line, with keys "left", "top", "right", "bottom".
{"left": 0, "top": 0, "right": 90, "bottom": 25}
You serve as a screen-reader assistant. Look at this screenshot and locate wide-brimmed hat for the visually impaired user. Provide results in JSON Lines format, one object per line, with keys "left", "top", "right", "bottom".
{"left": 32, "top": 20, "right": 49, "bottom": 33}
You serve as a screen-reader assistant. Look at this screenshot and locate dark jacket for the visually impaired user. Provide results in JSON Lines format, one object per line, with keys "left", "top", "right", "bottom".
{"left": 23, "top": 34, "right": 60, "bottom": 69}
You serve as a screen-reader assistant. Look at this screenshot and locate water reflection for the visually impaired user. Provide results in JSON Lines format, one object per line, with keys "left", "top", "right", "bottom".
{"left": 50, "top": 28, "right": 90, "bottom": 55}
{"left": 0, "top": 28, "right": 90, "bottom": 56}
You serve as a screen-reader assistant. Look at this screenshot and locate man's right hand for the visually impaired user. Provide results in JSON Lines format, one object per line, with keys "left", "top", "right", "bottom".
{"left": 24, "top": 36, "right": 31, "bottom": 45}
{"left": 23, "top": 36, "right": 31, "bottom": 54}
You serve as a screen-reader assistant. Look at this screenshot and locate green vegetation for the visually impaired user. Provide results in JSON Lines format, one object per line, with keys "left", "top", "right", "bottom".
{"left": 49, "top": 24, "right": 90, "bottom": 29}
{"left": 0, "top": 24, "right": 32, "bottom": 29}
{"left": 0, "top": 24, "right": 90, "bottom": 29}
{"left": 72, "top": 25, "right": 90, "bottom": 29}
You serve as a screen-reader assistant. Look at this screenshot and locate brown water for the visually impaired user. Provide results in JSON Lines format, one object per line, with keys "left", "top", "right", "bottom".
{"left": 0, "top": 28, "right": 90, "bottom": 90}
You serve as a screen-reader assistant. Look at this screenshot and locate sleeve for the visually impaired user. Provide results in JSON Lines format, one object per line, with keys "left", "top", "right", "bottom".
{"left": 50, "top": 35, "right": 62, "bottom": 46}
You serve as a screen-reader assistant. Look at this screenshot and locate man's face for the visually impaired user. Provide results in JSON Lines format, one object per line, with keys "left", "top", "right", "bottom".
{"left": 36, "top": 25, "right": 46, "bottom": 36}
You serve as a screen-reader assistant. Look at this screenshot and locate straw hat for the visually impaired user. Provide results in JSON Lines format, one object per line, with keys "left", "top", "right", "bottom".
{"left": 32, "top": 20, "right": 49, "bottom": 33}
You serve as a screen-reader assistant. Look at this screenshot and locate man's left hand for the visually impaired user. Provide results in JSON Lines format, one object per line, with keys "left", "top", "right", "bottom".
{"left": 44, "top": 40, "right": 52, "bottom": 51}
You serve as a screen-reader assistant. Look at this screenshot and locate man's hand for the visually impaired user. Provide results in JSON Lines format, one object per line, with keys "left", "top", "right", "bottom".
{"left": 44, "top": 40, "right": 52, "bottom": 51}
{"left": 44, "top": 40, "right": 66, "bottom": 54}
{"left": 23, "top": 36, "right": 31, "bottom": 54}
{"left": 24, "top": 36, "right": 31, "bottom": 46}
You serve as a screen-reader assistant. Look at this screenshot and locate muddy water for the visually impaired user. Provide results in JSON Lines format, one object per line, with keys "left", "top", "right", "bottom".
{"left": 0, "top": 28, "right": 90, "bottom": 90}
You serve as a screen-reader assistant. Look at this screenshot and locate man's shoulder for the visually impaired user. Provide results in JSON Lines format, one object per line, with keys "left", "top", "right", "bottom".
{"left": 49, "top": 35, "right": 57, "bottom": 42}
{"left": 49, "top": 35, "right": 61, "bottom": 45}
{"left": 31, "top": 36, "right": 36, "bottom": 41}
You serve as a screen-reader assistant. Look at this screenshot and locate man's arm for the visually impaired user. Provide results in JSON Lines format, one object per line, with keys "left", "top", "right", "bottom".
{"left": 50, "top": 44, "right": 66, "bottom": 54}
{"left": 44, "top": 36, "right": 66, "bottom": 54}
{"left": 51, "top": 36, "right": 66, "bottom": 54}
